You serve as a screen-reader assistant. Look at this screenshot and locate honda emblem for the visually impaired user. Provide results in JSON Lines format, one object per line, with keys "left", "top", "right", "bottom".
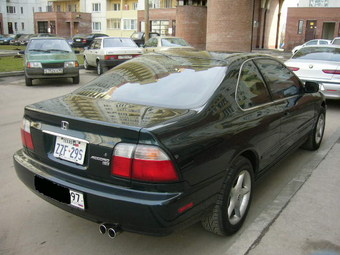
{"left": 61, "top": 121, "right": 69, "bottom": 130}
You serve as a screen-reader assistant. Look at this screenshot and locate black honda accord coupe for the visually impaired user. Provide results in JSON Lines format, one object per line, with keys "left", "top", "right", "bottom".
{"left": 14, "top": 50, "right": 326, "bottom": 237}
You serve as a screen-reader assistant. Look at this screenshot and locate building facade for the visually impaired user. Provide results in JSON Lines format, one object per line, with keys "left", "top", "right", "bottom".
{"left": 0, "top": 0, "right": 49, "bottom": 35}
{"left": 284, "top": 0, "right": 340, "bottom": 51}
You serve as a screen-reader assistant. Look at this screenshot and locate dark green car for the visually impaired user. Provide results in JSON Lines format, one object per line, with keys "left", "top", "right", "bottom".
{"left": 24, "top": 37, "right": 80, "bottom": 86}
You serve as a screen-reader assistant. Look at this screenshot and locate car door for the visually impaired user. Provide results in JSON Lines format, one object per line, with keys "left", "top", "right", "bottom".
{"left": 254, "top": 58, "right": 316, "bottom": 153}
{"left": 144, "top": 38, "right": 158, "bottom": 53}
{"left": 87, "top": 39, "right": 101, "bottom": 66}
{"left": 234, "top": 59, "right": 282, "bottom": 170}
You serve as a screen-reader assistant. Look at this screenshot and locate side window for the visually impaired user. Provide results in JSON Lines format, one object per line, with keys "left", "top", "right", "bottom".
{"left": 254, "top": 59, "right": 302, "bottom": 100}
{"left": 306, "top": 40, "right": 317, "bottom": 46}
{"left": 145, "top": 38, "right": 157, "bottom": 47}
{"left": 319, "top": 40, "right": 329, "bottom": 45}
{"left": 236, "top": 60, "right": 271, "bottom": 109}
{"left": 93, "top": 39, "right": 101, "bottom": 49}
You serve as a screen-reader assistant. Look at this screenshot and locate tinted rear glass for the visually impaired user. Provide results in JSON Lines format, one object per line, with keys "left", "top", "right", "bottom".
{"left": 292, "top": 47, "right": 340, "bottom": 62}
{"left": 103, "top": 38, "right": 137, "bottom": 48}
{"left": 73, "top": 54, "right": 227, "bottom": 109}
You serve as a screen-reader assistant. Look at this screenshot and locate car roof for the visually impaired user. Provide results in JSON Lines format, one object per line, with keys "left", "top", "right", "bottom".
{"left": 30, "top": 37, "right": 68, "bottom": 41}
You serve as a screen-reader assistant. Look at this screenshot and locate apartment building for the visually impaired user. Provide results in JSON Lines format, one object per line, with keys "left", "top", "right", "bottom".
{"left": 0, "top": 0, "right": 49, "bottom": 35}
{"left": 284, "top": 0, "right": 340, "bottom": 51}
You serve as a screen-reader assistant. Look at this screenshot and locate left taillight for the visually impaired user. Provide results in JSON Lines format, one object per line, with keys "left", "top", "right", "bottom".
{"left": 21, "top": 118, "right": 34, "bottom": 150}
{"left": 111, "top": 143, "right": 179, "bottom": 183}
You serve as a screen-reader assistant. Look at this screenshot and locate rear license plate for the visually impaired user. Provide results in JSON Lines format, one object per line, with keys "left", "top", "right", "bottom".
{"left": 35, "top": 176, "right": 85, "bottom": 210}
{"left": 53, "top": 136, "right": 87, "bottom": 165}
{"left": 118, "top": 55, "right": 132, "bottom": 60}
{"left": 44, "top": 68, "right": 63, "bottom": 74}
{"left": 69, "top": 189, "right": 85, "bottom": 209}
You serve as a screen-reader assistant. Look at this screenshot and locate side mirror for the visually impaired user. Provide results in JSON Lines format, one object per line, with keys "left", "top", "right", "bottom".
{"left": 304, "top": 81, "right": 319, "bottom": 93}
{"left": 74, "top": 50, "right": 80, "bottom": 54}
{"left": 18, "top": 50, "right": 25, "bottom": 55}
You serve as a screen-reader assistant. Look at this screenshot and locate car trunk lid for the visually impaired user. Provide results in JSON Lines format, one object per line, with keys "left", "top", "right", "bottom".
{"left": 23, "top": 94, "right": 190, "bottom": 187}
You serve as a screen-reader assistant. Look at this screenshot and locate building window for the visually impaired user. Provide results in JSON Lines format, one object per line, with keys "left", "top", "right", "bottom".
{"left": 133, "top": 2, "right": 138, "bottom": 10}
{"left": 298, "top": 20, "right": 304, "bottom": 34}
{"left": 14, "top": 22, "right": 17, "bottom": 31}
{"left": 21, "top": 7, "right": 24, "bottom": 14}
{"left": 38, "top": 7, "right": 42, "bottom": 12}
{"left": 57, "top": 5, "right": 61, "bottom": 12}
{"left": 7, "top": 6, "right": 16, "bottom": 14}
{"left": 21, "top": 22, "right": 25, "bottom": 30}
{"left": 165, "top": 0, "right": 172, "bottom": 8}
{"left": 151, "top": 20, "right": 170, "bottom": 35}
{"left": 92, "top": 3, "right": 101, "bottom": 12}
{"left": 113, "top": 3, "right": 121, "bottom": 11}
{"left": 123, "top": 19, "right": 137, "bottom": 30}
{"left": 309, "top": 0, "right": 328, "bottom": 7}
{"left": 68, "top": 4, "right": 72, "bottom": 12}
{"left": 107, "top": 19, "right": 121, "bottom": 29}
{"left": 93, "top": 22, "right": 101, "bottom": 31}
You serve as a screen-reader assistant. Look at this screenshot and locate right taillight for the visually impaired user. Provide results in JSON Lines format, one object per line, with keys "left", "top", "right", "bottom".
{"left": 288, "top": 67, "right": 300, "bottom": 71}
{"left": 112, "top": 143, "right": 179, "bottom": 182}
{"left": 21, "top": 118, "right": 34, "bottom": 150}
{"left": 322, "top": 69, "right": 340, "bottom": 75}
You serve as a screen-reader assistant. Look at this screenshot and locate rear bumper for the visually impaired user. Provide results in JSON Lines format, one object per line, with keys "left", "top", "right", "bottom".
{"left": 99, "top": 59, "right": 128, "bottom": 68}
{"left": 13, "top": 149, "right": 218, "bottom": 236}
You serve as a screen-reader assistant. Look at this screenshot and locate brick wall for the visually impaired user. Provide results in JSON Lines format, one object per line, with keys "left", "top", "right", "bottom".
{"left": 206, "top": 0, "right": 253, "bottom": 52}
{"left": 176, "top": 6, "right": 207, "bottom": 50}
{"left": 34, "top": 12, "right": 91, "bottom": 37}
{"left": 285, "top": 7, "right": 340, "bottom": 51}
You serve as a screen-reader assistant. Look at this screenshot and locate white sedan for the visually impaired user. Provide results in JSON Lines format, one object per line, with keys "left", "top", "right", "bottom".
{"left": 84, "top": 37, "right": 143, "bottom": 75}
{"left": 143, "top": 36, "right": 193, "bottom": 53}
{"left": 292, "top": 39, "right": 331, "bottom": 54}
{"left": 285, "top": 45, "right": 340, "bottom": 99}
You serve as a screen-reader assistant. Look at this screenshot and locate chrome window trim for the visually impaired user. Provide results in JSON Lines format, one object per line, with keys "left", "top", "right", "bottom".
{"left": 235, "top": 57, "right": 301, "bottom": 112}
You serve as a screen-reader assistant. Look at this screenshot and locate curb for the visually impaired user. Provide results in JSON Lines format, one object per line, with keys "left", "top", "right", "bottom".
{"left": 0, "top": 71, "right": 24, "bottom": 77}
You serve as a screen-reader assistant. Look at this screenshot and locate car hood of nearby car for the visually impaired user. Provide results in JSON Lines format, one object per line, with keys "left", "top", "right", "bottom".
{"left": 26, "top": 52, "right": 77, "bottom": 62}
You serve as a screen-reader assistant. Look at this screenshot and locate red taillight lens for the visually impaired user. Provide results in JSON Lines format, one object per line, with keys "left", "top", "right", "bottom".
{"left": 111, "top": 144, "right": 179, "bottom": 182}
{"left": 21, "top": 118, "right": 34, "bottom": 150}
{"left": 322, "top": 69, "right": 340, "bottom": 75}
{"left": 288, "top": 67, "right": 300, "bottom": 71}
{"left": 105, "top": 55, "right": 118, "bottom": 60}
{"left": 82, "top": 39, "right": 87, "bottom": 43}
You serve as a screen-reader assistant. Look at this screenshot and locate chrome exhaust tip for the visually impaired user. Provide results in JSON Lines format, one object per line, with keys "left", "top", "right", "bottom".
{"left": 99, "top": 224, "right": 108, "bottom": 234}
{"left": 107, "top": 225, "right": 121, "bottom": 239}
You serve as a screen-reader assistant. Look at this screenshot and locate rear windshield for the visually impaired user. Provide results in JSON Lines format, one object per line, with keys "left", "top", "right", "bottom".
{"left": 103, "top": 38, "right": 137, "bottom": 48}
{"left": 27, "top": 39, "right": 72, "bottom": 53}
{"left": 161, "top": 38, "right": 190, "bottom": 47}
{"left": 292, "top": 47, "right": 340, "bottom": 62}
{"left": 73, "top": 55, "right": 227, "bottom": 109}
{"left": 332, "top": 38, "right": 340, "bottom": 45}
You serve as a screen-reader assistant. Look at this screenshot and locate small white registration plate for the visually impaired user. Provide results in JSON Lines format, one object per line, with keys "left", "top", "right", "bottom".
{"left": 118, "top": 55, "right": 132, "bottom": 60}
{"left": 53, "top": 136, "right": 87, "bottom": 165}
{"left": 44, "top": 68, "right": 63, "bottom": 74}
{"left": 69, "top": 189, "right": 85, "bottom": 210}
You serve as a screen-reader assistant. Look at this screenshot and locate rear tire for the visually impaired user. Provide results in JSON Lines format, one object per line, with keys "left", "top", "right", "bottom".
{"left": 97, "top": 61, "right": 103, "bottom": 75}
{"left": 301, "top": 107, "right": 325, "bottom": 151}
{"left": 25, "top": 76, "right": 32, "bottom": 86}
{"left": 201, "top": 156, "right": 254, "bottom": 236}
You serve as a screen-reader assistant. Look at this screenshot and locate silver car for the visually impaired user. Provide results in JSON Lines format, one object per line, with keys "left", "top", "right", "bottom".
{"left": 285, "top": 45, "right": 340, "bottom": 99}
